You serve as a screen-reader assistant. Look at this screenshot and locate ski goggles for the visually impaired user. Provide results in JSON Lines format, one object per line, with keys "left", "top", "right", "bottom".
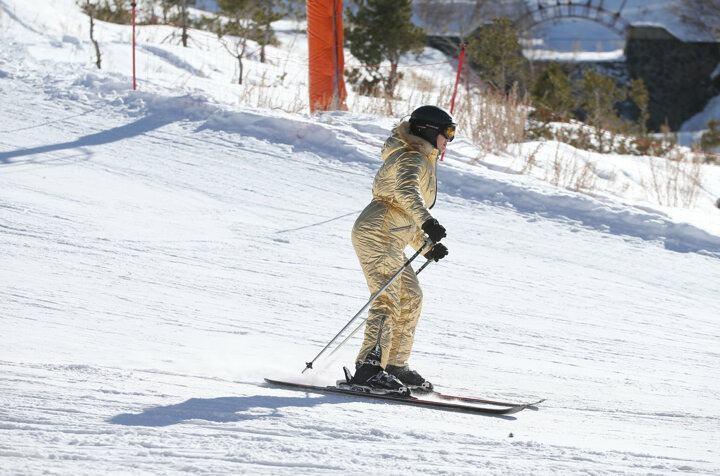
{"left": 442, "top": 123, "right": 456, "bottom": 142}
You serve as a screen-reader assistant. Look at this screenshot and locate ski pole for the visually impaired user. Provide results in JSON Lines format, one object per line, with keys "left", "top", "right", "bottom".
{"left": 415, "top": 258, "right": 432, "bottom": 275}
{"left": 302, "top": 239, "right": 433, "bottom": 373}
{"left": 324, "top": 258, "right": 433, "bottom": 363}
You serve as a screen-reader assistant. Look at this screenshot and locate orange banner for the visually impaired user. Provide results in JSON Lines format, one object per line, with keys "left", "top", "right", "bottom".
{"left": 307, "top": 0, "right": 347, "bottom": 112}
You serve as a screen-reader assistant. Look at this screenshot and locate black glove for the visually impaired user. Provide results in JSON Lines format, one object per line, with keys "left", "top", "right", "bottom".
{"left": 421, "top": 218, "right": 446, "bottom": 243}
{"left": 424, "top": 243, "right": 448, "bottom": 262}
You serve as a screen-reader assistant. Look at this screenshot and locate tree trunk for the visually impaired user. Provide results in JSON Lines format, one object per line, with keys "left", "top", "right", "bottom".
{"left": 387, "top": 61, "right": 399, "bottom": 97}
{"left": 88, "top": 9, "right": 102, "bottom": 69}
{"left": 260, "top": 22, "right": 270, "bottom": 63}
{"left": 237, "top": 56, "right": 244, "bottom": 85}
{"left": 182, "top": 25, "right": 188, "bottom": 47}
{"left": 180, "top": 0, "right": 189, "bottom": 47}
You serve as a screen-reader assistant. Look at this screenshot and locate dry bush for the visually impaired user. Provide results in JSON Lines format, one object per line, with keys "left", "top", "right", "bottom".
{"left": 461, "top": 85, "right": 528, "bottom": 158}
{"left": 406, "top": 71, "right": 436, "bottom": 93}
{"left": 346, "top": 78, "right": 452, "bottom": 119}
{"left": 645, "top": 150, "right": 704, "bottom": 208}
{"left": 705, "top": 152, "right": 720, "bottom": 164}
{"left": 345, "top": 71, "right": 528, "bottom": 160}
{"left": 527, "top": 119, "right": 677, "bottom": 157}
{"left": 228, "top": 57, "right": 529, "bottom": 161}
{"left": 574, "top": 158, "right": 598, "bottom": 193}
{"left": 347, "top": 92, "right": 399, "bottom": 117}
{"left": 234, "top": 72, "right": 307, "bottom": 114}
{"left": 521, "top": 142, "right": 543, "bottom": 174}
{"left": 545, "top": 142, "right": 597, "bottom": 193}
{"left": 402, "top": 82, "right": 452, "bottom": 115}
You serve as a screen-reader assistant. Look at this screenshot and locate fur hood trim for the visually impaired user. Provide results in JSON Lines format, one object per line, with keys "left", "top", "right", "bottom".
{"left": 391, "top": 121, "right": 437, "bottom": 157}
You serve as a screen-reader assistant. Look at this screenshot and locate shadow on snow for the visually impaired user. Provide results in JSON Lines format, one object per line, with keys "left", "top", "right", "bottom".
{"left": 109, "top": 394, "right": 337, "bottom": 427}
{"left": 0, "top": 114, "right": 173, "bottom": 166}
{"left": 110, "top": 391, "right": 517, "bottom": 427}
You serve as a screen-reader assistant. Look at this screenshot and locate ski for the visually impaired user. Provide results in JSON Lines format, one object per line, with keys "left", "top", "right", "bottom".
{"left": 264, "top": 378, "right": 530, "bottom": 416}
{"left": 428, "top": 390, "right": 545, "bottom": 409}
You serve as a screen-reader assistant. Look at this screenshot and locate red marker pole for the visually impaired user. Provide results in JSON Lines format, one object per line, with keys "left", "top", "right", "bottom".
{"left": 442, "top": 43, "right": 466, "bottom": 161}
{"left": 131, "top": 1, "right": 137, "bottom": 90}
{"left": 449, "top": 43, "right": 466, "bottom": 115}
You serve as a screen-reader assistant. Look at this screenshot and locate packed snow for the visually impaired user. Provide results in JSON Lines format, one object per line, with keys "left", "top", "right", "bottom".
{"left": 1, "top": 0, "right": 719, "bottom": 474}
{"left": 682, "top": 94, "right": 720, "bottom": 134}
{"left": 523, "top": 48, "right": 625, "bottom": 62}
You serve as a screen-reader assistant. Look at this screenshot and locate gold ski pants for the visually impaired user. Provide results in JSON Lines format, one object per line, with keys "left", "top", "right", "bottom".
{"left": 352, "top": 201, "right": 424, "bottom": 369}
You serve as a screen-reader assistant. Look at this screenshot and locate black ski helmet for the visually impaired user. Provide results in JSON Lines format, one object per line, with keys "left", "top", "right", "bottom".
{"left": 409, "top": 105, "right": 456, "bottom": 148}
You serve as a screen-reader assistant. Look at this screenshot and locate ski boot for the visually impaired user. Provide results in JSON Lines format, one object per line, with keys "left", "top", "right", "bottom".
{"left": 386, "top": 365, "right": 433, "bottom": 393}
{"left": 338, "top": 350, "right": 410, "bottom": 397}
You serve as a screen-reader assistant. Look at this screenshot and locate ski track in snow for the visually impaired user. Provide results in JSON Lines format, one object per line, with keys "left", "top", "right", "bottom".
{"left": 1, "top": 3, "right": 720, "bottom": 474}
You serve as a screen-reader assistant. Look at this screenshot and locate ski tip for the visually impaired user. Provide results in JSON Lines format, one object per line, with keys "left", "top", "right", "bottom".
{"left": 520, "top": 399, "right": 546, "bottom": 411}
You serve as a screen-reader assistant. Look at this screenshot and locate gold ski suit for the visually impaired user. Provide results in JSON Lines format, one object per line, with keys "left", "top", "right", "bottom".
{"left": 352, "top": 121, "right": 439, "bottom": 368}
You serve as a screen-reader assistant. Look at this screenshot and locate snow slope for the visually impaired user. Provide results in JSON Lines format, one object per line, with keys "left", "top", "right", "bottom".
{"left": 2, "top": 1, "right": 720, "bottom": 474}
{"left": 682, "top": 94, "right": 720, "bottom": 133}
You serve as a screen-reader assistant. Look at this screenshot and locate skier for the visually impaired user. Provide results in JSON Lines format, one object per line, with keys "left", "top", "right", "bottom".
{"left": 349, "top": 105, "right": 455, "bottom": 393}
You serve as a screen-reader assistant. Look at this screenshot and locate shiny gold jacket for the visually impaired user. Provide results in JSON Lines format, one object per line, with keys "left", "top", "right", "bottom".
{"left": 353, "top": 121, "right": 438, "bottom": 252}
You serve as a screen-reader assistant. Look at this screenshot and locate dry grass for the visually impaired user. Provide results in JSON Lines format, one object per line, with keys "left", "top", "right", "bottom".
{"left": 573, "top": 158, "right": 598, "bottom": 193}
{"left": 461, "top": 85, "right": 528, "bottom": 158}
{"left": 544, "top": 142, "right": 597, "bottom": 193}
{"left": 232, "top": 71, "right": 307, "bottom": 113}
{"left": 645, "top": 150, "right": 704, "bottom": 208}
{"left": 230, "top": 58, "right": 530, "bottom": 163}
{"left": 406, "top": 71, "right": 436, "bottom": 93}
{"left": 344, "top": 71, "right": 529, "bottom": 157}
{"left": 521, "top": 142, "right": 543, "bottom": 174}
{"left": 346, "top": 77, "right": 453, "bottom": 119}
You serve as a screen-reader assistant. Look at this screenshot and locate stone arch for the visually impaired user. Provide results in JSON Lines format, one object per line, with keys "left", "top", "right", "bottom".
{"left": 514, "top": 1, "right": 629, "bottom": 36}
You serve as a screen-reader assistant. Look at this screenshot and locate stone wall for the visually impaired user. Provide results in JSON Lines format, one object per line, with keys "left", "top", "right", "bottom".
{"left": 625, "top": 26, "right": 720, "bottom": 131}
{"left": 429, "top": 25, "right": 720, "bottom": 132}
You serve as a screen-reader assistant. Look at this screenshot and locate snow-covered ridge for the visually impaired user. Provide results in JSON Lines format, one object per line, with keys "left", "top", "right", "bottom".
{"left": 1, "top": 0, "right": 719, "bottom": 250}
{"left": 7, "top": 59, "right": 720, "bottom": 257}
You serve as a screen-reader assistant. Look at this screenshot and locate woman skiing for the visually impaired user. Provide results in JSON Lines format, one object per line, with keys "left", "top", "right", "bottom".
{"left": 350, "top": 105, "right": 454, "bottom": 393}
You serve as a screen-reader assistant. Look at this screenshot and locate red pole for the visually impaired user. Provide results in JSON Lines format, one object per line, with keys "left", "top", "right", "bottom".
{"left": 442, "top": 43, "right": 466, "bottom": 161}
{"left": 449, "top": 43, "right": 466, "bottom": 115}
{"left": 131, "top": 2, "right": 137, "bottom": 90}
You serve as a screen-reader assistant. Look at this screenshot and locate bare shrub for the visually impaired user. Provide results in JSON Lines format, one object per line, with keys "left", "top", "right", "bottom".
{"left": 527, "top": 118, "right": 677, "bottom": 157}
{"left": 645, "top": 150, "right": 704, "bottom": 208}
{"left": 346, "top": 78, "right": 452, "bottom": 119}
{"left": 402, "top": 82, "right": 452, "bottom": 116}
{"left": 573, "top": 158, "right": 598, "bottom": 193}
{"left": 545, "top": 142, "right": 597, "bottom": 193}
{"left": 232, "top": 71, "right": 307, "bottom": 114}
{"left": 345, "top": 71, "right": 528, "bottom": 159}
{"left": 406, "top": 70, "right": 435, "bottom": 93}
{"left": 521, "top": 142, "right": 542, "bottom": 174}
{"left": 461, "top": 84, "right": 528, "bottom": 158}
